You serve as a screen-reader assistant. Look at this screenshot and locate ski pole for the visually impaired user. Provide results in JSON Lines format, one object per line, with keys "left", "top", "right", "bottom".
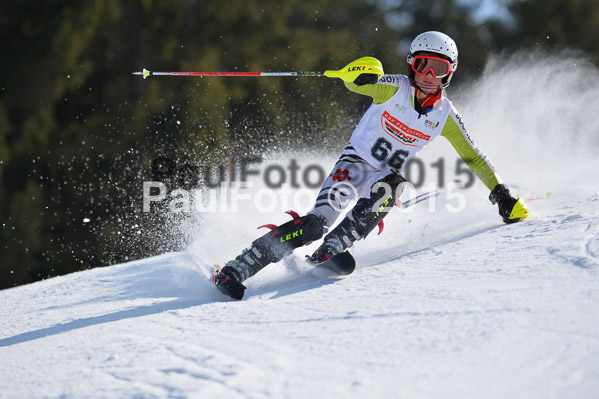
{"left": 525, "top": 192, "right": 552, "bottom": 202}
{"left": 397, "top": 190, "right": 552, "bottom": 209}
{"left": 132, "top": 68, "right": 325, "bottom": 80}
{"left": 132, "top": 65, "right": 376, "bottom": 81}
{"left": 398, "top": 189, "right": 445, "bottom": 209}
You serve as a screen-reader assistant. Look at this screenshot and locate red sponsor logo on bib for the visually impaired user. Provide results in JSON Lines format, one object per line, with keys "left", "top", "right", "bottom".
{"left": 381, "top": 111, "right": 430, "bottom": 147}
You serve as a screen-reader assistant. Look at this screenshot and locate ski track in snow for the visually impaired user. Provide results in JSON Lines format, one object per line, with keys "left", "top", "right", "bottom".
{"left": 1, "top": 191, "right": 599, "bottom": 398}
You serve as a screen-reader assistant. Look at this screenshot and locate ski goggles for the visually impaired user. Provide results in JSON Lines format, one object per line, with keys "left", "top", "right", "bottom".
{"left": 410, "top": 55, "right": 456, "bottom": 78}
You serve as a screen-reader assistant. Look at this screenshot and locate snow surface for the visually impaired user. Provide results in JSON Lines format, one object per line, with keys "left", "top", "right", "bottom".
{"left": 2, "top": 52, "right": 599, "bottom": 398}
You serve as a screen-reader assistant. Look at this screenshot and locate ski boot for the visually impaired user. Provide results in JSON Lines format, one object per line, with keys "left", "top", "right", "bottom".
{"left": 307, "top": 216, "right": 362, "bottom": 264}
{"left": 308, "top": 172, "right": 406, "bottom": 264}
{"left": 213, "top": 211, "right": 327, "bottom": 299}
{"left": 212, "top": 245, "right": 265, "bottom": 284}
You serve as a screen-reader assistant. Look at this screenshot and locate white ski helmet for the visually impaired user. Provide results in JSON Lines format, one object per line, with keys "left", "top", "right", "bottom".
{"left": 407, "top": 31, "right": 458, "bottom": 89}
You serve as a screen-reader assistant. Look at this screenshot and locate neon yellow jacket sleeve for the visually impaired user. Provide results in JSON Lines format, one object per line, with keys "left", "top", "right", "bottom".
{"left": 441, "top": 106, "right": 502, "bottom": 190}
{"left": 344, "top": 81, "right": 399, "bottom": 104}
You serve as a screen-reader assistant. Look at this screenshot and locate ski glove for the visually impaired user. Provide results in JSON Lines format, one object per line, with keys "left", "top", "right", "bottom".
{"left": 324, "top": 56, "right": 384, "bottom": 85}
{"left": 489, "top": 184, "right": 529, "bottom": 224}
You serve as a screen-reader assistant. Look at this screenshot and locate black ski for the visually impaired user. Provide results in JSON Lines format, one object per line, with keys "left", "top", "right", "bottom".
{"left": 216, "top": 279, "right": 246, "bottom": 300}
{"left": 315, "top": 251, "right": 356, "bottom": 275}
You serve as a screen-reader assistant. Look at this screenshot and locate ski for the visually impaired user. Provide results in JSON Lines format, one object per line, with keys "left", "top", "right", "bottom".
{"left": 212, "top": 252, "right": 356, "bottom": 300}
{"left": 212, "top": 265, "right": 246, "bottom": 300}
{"left": 314, "top": 251, "right": 356, "bottom": 275}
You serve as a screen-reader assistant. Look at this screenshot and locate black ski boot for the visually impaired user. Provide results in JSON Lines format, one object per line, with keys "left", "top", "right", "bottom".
{"left": 308, "top": 217, "right": 361, "bottom": 264}
{"left": 212, "top": 245, "right": 268, "bottom": 286}
{"left": 309, "top": 172, "right": 406, "bottom": 264}
{"left": 216, "top": 211, "right": 327, "bottom": 285}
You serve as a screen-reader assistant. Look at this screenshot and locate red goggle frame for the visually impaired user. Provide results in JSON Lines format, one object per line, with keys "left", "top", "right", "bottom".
{"left": 409, "top": 55, "right": 456, "bottom": 78}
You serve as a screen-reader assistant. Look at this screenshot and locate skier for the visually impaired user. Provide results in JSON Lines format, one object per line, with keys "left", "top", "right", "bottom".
{"left": 212, "top": 31, "right": 529, "bottom": 297}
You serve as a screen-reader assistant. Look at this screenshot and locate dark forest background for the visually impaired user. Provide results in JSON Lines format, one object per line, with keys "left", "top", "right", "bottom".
{"left": 1, "top": 0, "right": 598, "bottom": 289}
